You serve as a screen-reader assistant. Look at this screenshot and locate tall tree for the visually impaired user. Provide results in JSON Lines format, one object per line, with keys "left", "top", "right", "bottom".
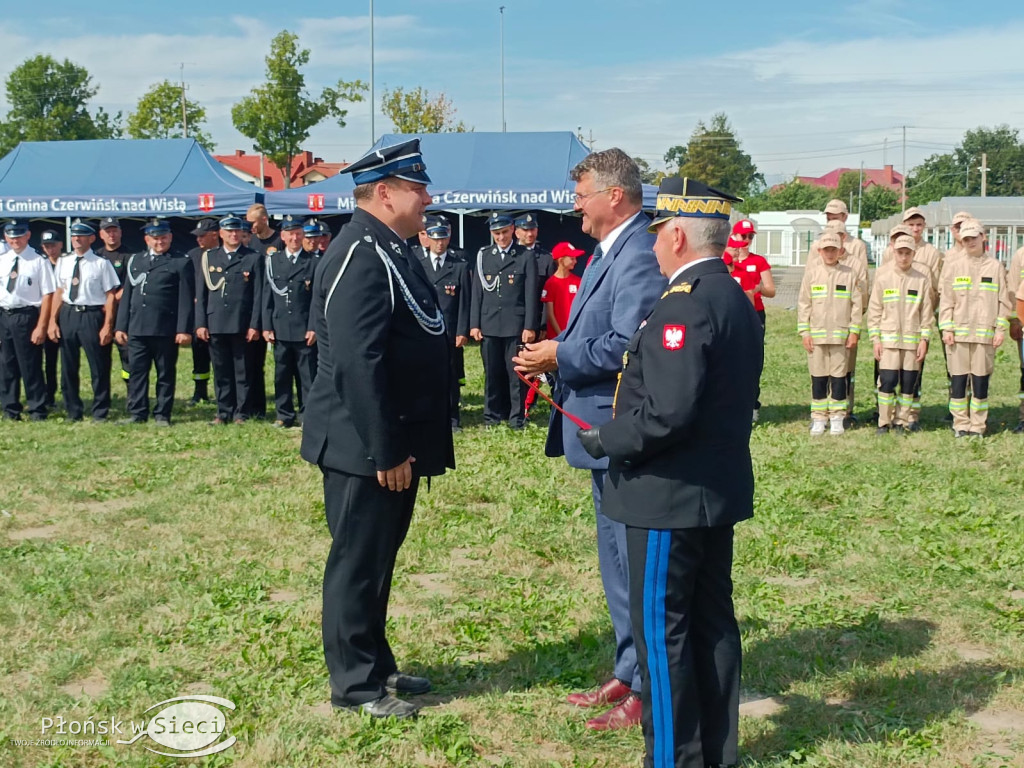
{"left": 675, "top": 113, "right": 764, "bottom": 198}
{"left": 380, "top": 86, "right": 469, "bottom": 133}
{"left": 632, "top": 156, "right": 661, "bottom": 185}
{"left": 860, "top": 185, "right": 900, "bottom": 223}
{"left": 834, "top": 171, "right": 863, "bottom": 210}
{"left": 906, "top": 152, "right": 967, "bottom": 207}
{"left": 127, "top": 80, "right": 213, "bottom": 150}
{"left": 740, "top": 179, "right": 833, "bottom": 215}
{"left": 905, "top": 124, "right": 1024, "bottom": 205}
{"left": 232, "top": 30, "right": 366, "bottom": 188}
{"left": 0, "top": 54, "right": 120, "bottom": 156}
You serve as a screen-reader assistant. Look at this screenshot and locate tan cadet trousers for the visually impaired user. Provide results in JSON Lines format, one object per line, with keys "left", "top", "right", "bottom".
{"left": 947, "top": 342, "right": 994, "bottom": 433}
{"left": 877, "top": 349, "right": 919, "bottom": 428}
{"left": 810, "top": 343, "right": 848, "bottom": 421}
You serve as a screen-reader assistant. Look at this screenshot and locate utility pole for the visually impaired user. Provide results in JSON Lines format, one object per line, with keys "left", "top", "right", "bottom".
{"left": 587, "top": 129, "right": 595, "bottom": 151}
{"left": 370, "top": 0, "right": 375, "bottom": 143}
{"left": 180, "top": 63, "right": 188, "bottom": 138}
{"left": 883, "top": 137, "right": 888, "bottom": 167}
{"left": 499, "top": 6, "right": 506, "bottom": 132}
{"left": 980, "top": 152, "right": 989, "bottom": 197}
{"left": 857, "top": 161, "right": 863, "bottom": 217}
{"left": 901, "top": 125, "right": 907, "bottom": 212}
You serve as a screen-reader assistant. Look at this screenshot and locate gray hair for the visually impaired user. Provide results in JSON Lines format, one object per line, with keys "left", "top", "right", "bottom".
{"left": 570, "top": 148, "right": 642, "bottom": 206}
{"left": 670, "top": 217, "right": 730, "bottom": 258}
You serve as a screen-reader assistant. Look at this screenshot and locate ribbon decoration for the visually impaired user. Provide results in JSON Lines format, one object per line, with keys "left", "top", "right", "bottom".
{"left": 515, "top": 371, "right": 592, "bottom": 430}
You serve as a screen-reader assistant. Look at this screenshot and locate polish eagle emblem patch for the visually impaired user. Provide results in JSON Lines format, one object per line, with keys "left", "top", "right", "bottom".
{"left": 662, "top": 325, "right": 685, "bottom": 350}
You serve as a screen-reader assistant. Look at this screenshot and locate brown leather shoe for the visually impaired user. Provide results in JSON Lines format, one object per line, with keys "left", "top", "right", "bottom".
{"left": 585, "top": 693, "right": 642, "bottom": 730}
{"left": 566, "top": 678, "right": 631, "bottom": 708}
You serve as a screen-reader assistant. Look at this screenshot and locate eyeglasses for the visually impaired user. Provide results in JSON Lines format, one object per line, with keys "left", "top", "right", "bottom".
{"left": 733, "top": 232, "right": 754, "bottom": 240}
{"left": 574, "top": 187, "right": 615, "bottom": 203}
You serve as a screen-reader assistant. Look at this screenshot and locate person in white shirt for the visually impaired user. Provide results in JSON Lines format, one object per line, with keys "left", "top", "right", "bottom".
{"left": 47, "top": 219, "right": 120, "bottom": 422}
{"left": 0, "top": 220, "right": 57, "bottom": 421}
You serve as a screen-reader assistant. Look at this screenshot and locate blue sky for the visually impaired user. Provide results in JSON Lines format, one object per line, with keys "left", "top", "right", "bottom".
{"left": 4, "top": 0, "right": 1024, "bottom": 183}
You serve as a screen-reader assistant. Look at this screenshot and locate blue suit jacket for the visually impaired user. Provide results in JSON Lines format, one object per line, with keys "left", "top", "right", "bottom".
{"left": 545, "top": 212, "right": 667, "bottom": 469}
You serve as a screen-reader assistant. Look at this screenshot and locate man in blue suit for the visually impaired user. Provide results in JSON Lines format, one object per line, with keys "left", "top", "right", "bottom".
{"left": 515, "top": 148, "right": 665, "bottom": 730}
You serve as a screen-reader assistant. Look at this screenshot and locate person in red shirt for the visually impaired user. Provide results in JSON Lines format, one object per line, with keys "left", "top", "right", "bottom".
{"left": 524, "top": 242, "right": 584, "bottom": 418}
{"left": 730, "top": 219, "right": 774, "bottom": 422}
{"left": 724, "top": 245, "right": 757, "bottom": 305}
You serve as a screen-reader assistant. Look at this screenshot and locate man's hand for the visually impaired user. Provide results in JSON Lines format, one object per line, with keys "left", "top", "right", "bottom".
{"left": 305, "top": 330, "right": 316, "bottom": 346}
{"left": 115, "top": 330, "right": 128, "bottom": 346}
{"left": 845, "top": 332, "right": 859, "bottom": 350}
{"left": 30, "top": 325, "right": 46, "bottom": 345}
{"left": 377, "top": 456, "right": 415, "bottom": 492}
{"left": 916, "top": 339, "right": 928, "bottom": 363}
{"left": 943, "top": 330, "right": 954, "bottom": 347}
{"left": 454, "top": 335, "right": 467, "bottom": 348}
{"left": 514, "top": 339, "right": 559, "bottom": 374}
{"left": 196, "top": 327, "right": 210, "bottom": 342}
{"left": 246, "top": 328, "right": 259, "bottom": 342}
{"left": 873, "top": 341, "right": 882, "bottom": 361}
{"left": 175, "top": 333, "right": 192, "bottom": 346}
{"left": 994, "top": 331, "right": 1005, "bottom": 349}
{"left": 577, "top": 428, "right": 607, "bottom": 460}
{"left": 521, "top": 329, "right": 536, "bottom": 344}
{"left": 801, "top": 335, "right": 814, "bottom": 353}
{"left": 99, "top": 327, "right": 113, "bottom": 346}
{"left": 48, "top": 323, "right": 61, "bottom": 343}
{"left": 470, "top": 328, "right": 483, "bottom": 342}
{"left": 263, "top": 330, "right": 275, "bottom": 344}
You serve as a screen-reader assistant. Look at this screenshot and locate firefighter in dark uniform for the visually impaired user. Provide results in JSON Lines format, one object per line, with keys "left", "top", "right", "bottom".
{"left": 195, "top": 214, "right": 262, "bottom": 425}
{"left": 114, "top": 218, "right": 194, "bottom": 425}
{"left": 577, "top": 178, "right": 761, "bottom": 768}
{"left": 186, "top": 218, "right": 219, "bottom": 404}
{"left": 263, "top": 214, "right": 317, "bottom": 428}
{"left": 516, "top": 212, "right": 555, "bottom": 332}
{"left": 300, "top": 138, "right": 454, "bottom": 720}
{"left": 95, "top": 217, "right": 132, "bottom": 390}
{"left": 303, "top": 218, "right": 327, "bottom": 259}
{"left": 469, "top": 212, "right": 538, "bottom": 429}
{"left": 417, "top": 214, "right": 470, "bottom": 430}
{"left": 239, "top": 218, "right": 269, "bottom": 419}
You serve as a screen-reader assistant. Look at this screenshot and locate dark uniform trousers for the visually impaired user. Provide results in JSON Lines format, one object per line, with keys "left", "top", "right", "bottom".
{"left": 449, "top": 345, "right": 464, "bottom": 422}
{"left": 58, "top": 305, "right": 112, "bottom": 420}
{"left": 0, "top": 307, "right": 47, "bottom": 419}
{"left": 481, "top": 336, "right": 524, "bottom": 427}
{"left": 245, "top": 340, "right": 268, "bottom": 418}
{"left": 44, "top": 337, "right": 59, "bottom": 407}
{"left": 627, "top": 525, "right": 740, "bottom": 768}
{"left": 126, "top": 336, "right": 178, "bottom": 421}
{"left": 273, "top": 340, "right": 316, "bottom": 423}
{"left": 192, "top": 337, "right": 211, "bottom": 389}
{"left": 210, "top": 334, "right": 251, "bottom": 421}
{"left": 322, "top": 469, "right": 418, "bottom": 705}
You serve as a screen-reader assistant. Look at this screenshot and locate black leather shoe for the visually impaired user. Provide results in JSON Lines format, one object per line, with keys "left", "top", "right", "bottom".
{"left": 875, "top": 426, "right": 889, "bottom": 435}
{"left": 906, "top": 422, "right": 921, "bottom": 433}
{"left": 385, "top": 672, "right": 431, "bottom": 695}
{"left": 337, "top": 693, "right": 419, "bottom": 719}
{"left": 154, "top": 417, "right": 171, "bottom": 428}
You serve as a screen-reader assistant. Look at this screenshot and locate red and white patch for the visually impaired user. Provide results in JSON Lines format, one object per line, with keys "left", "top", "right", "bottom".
{"left": 662, "top": 325, "right": 685, "bottom": 350}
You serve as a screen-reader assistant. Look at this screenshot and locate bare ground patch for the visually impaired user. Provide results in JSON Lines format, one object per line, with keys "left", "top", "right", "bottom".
{"left": 268, "top": 589, "right": 300, "bottom": 603}
{"left": 969, "top": 708, "right": 1024, "bottom": 734}
{"left": 59, "top": 673, "right": 108, "bottom": 698}
{"left": 8, "top": 525, "right": 59, "bottom": 541}
{"left": 409, "top": 573, "right": 454, "bottom": 598}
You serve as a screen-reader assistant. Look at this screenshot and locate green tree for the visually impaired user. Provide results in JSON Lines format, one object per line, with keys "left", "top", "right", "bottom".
{"left": 956, "top": 125, "right": 1024, "bottom": 197}
{"left": 860, "top": 185, "right": 900, "bottom": 223}
{"left": 380, "top": 86, "right": 469, "bottom": 133}
{"left": 632, "top": 156, "right": 661, "bottom": 185}
{"left": 663, "top": 144, "right": 688, "bottom": 175}
{"left": 740, "top": 179, "right": 833, "bottom": 215}
{"left": 127, "top": 80, "right": 213, "bottom": 150}
{"left": 674, "top": 113, "right": 764, "bottom": 197}
{"left": 834, "top": 171, "right": 863, "bottom": 210}
{"left": 0, "top": 54, "right": 120, "bottom": 155}
{"left": 232, "top": 30, "right": 366, "bottom": 188}
{"left": 906, "top": 152, "right": 966, "bottom": 207}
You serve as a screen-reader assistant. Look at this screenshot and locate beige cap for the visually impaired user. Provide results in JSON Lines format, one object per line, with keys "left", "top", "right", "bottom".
{"left": 888, "top": 224, "right": 912, "bottom": 239}
{"left": 893, "top": 235, "right": 917, "bottom": 252}
{"left": 951, "top": 210, "right": 973, "bottom": 226}
{"left": 823, "top": 220, "right": 846, "bottom": 234}
{"left": 824, "top": 199, "right": 848, "bottom": 215}
{"left": 902, "top": 206, "right": 925, "bottom": 222}
{"left": 959, "top": 221, "right": 984, "bottom": 238}
{"left": 819, "top": 232, "right": 843, "bottom": 250}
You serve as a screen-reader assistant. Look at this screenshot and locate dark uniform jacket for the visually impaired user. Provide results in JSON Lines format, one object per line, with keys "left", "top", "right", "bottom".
{"left": 115, "top": 250, "right": 195, "bottom": 337}
{"left": 600, "top": 258, "right": 763, "bottom": 530}
{"left": 469, "top": 242, "right": 538, "bottom": 337}
{"left": 262, "top": 249, "right": 317, "bottom": 343}
{"left": 526, "top": 244, "right": 556, "bottom": 328}
{"left": 416, "top": 249, "right": 470, "bottom": 340}
{"left": 94, "top": 246, "right": 129, "bottom": 286}
{"left": 194, "top": 246, "right": 263, "bottom": 335}
{"left": 300, "top": 208, "right": 455, "bottom": 478}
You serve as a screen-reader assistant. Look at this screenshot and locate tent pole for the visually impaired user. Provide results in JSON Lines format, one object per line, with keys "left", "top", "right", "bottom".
{"left": 458, "top": 212, "right": 464, "bottom": 250}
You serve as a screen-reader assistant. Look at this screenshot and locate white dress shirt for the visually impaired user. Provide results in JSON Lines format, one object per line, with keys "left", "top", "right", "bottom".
{"left": 55, "top": 252, "right": 120, "bottom": 306}
{"left": 0, "top": 247, "right": 56, "bottom": 309}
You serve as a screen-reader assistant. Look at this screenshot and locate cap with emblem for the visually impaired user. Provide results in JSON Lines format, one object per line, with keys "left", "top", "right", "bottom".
{"left": 889, "top": 224, "right": 912, "bottom": 239}
{"left": 98, "top": 216, "right": 120, "bottom": 230}
{"left": 823, "top": 220, "right": 847, "bottom": 235}
{"left": 425, "top": 215, "right": 451, "bottom": 239}
{"left": 4, "top": 220, "right": 29, "bottom": 236}
{"left": 893, "top": 235, "right": 917, "bottom": 252}
{"left": 218, "top": 214, "right": 243, "bottom": 231}
{"left": 951, "top": 211, "right": 973, "bottom": 226}
{"left": 959, "top": 221, "right": 985, "bottom": 239}
{"left": 514, "top": 213, "right": 538, "bottom": 230}
{"left": 487, "top": 212, "right": 514, "bottom": 231}
{"left": 40, "top": 229, "right": 61, "bottom": 244}
{"left": 190, "top": 218, "right": 218, "bottom": 235}
{"left": 303, "top": 218, "right": 322, "bottom": 236}
{"left": 280, "top": 214, "right": 304, "bottom": 231}
{"left": 819, "top": 233, "right": 843, "bottom": 250}
{"left": 343, "top": 137, "right": 431, "bottom": 185}
{"left": 731, "top": 219, "right": 756, "bottom": 236}
{"left": 824, "top": 199, "right": 849, "bottom": 215}
{"left": 901, "top": 206, "right": 925, "bottom": 222}
{"left": 551, "top": 242, "right": 585, "bottom": 260}
{"left": 142, "top": 218, "right": 171, "bottom": 235}
{"left": 239, "top": 220, "right": 252, "bottom": 233}
{"left": 648, "top": 177, "right": 741, "bottom": 232}
{"left": 69, "top": 218, "right": 96, "bottom": 236}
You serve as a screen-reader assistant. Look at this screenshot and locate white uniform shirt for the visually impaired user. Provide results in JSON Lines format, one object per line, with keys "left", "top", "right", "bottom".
{"left": 55, "top": 252, "right": 120, "bottom": 306}
{"left": 0, "top": 247, "right": 56, "bottom": 309}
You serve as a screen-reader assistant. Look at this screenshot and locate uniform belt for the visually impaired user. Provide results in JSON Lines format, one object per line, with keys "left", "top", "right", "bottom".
{"left": 0, "top": 305, "right": 38, "bottom": 315}
{"left": 64, "top": 304, "right": 105, "bottom": 313}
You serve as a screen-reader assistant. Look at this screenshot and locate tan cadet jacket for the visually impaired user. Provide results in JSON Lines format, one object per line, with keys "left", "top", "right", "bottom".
{"left": 883, "top": 240, "right": 942, "bottom": 297}
{"left": 807, "top": 241, "right": 869, "bottom": 296}
{"left": 798, "top": 260, "right": 864, "bottom": 343}
{"left": 938, "top": 253, "right": 1011, "bottom": 344}
{"left": 868, "top": 264, "right": 934, "bottom": 350}
{"left": 1007, "top": 246, "right": 1024, "bottom": 311}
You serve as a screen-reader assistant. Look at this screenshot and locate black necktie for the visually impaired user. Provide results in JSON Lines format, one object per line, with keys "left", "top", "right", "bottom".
{"left": 5, "top": 254, "right": 17, "bottom": 293}
{"left": 432, "top": 256, "right": 440, "bottom": 271}
{"left": 69, "top": 256, "right": 82, "bottom": 302}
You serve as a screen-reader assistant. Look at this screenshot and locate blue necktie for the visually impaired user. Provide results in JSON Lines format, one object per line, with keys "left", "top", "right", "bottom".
{"left": 578, "top": 244, "right": 604, "bottom": 298}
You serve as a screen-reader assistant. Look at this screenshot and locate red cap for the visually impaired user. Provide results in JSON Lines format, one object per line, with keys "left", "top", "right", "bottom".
{"left": 552, "top": 241, "right": 585, "bottom": 260}
{"left": 727, "top": 236, "right": 749, "bottom": 249}
{"left": 731, "top": 219, "right": 756, "bottom": 236}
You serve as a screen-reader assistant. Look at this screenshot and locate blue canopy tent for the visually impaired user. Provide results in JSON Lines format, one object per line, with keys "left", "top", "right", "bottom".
{"left": 0, "top": 138, "right": 262, "bottom": 219}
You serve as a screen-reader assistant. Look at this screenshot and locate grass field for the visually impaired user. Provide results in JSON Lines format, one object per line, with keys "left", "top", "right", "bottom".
{"left": 1, "top": 305, "right": 1023, "bottom": 768}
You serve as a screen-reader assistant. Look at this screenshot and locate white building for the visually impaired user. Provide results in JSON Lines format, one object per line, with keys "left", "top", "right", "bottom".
{"left": 745, "top": 211, "right": 867, "bottom": 267}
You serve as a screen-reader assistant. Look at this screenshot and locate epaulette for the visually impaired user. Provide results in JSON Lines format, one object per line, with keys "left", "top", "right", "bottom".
{"left": 660, "top": 278, "right": 699, "bottom": 299}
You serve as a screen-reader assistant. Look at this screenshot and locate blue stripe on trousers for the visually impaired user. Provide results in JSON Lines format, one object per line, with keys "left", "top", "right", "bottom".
{"left": 645, "top": 530, "right": 674, "bottom": 768}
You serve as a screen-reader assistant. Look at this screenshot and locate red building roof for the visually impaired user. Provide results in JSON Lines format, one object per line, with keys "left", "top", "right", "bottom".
{"left": 213, "top": 150, "right": 348, "bottom": 190}
{"left": 795, "top": 164, "right": 903, "bottom": 192}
